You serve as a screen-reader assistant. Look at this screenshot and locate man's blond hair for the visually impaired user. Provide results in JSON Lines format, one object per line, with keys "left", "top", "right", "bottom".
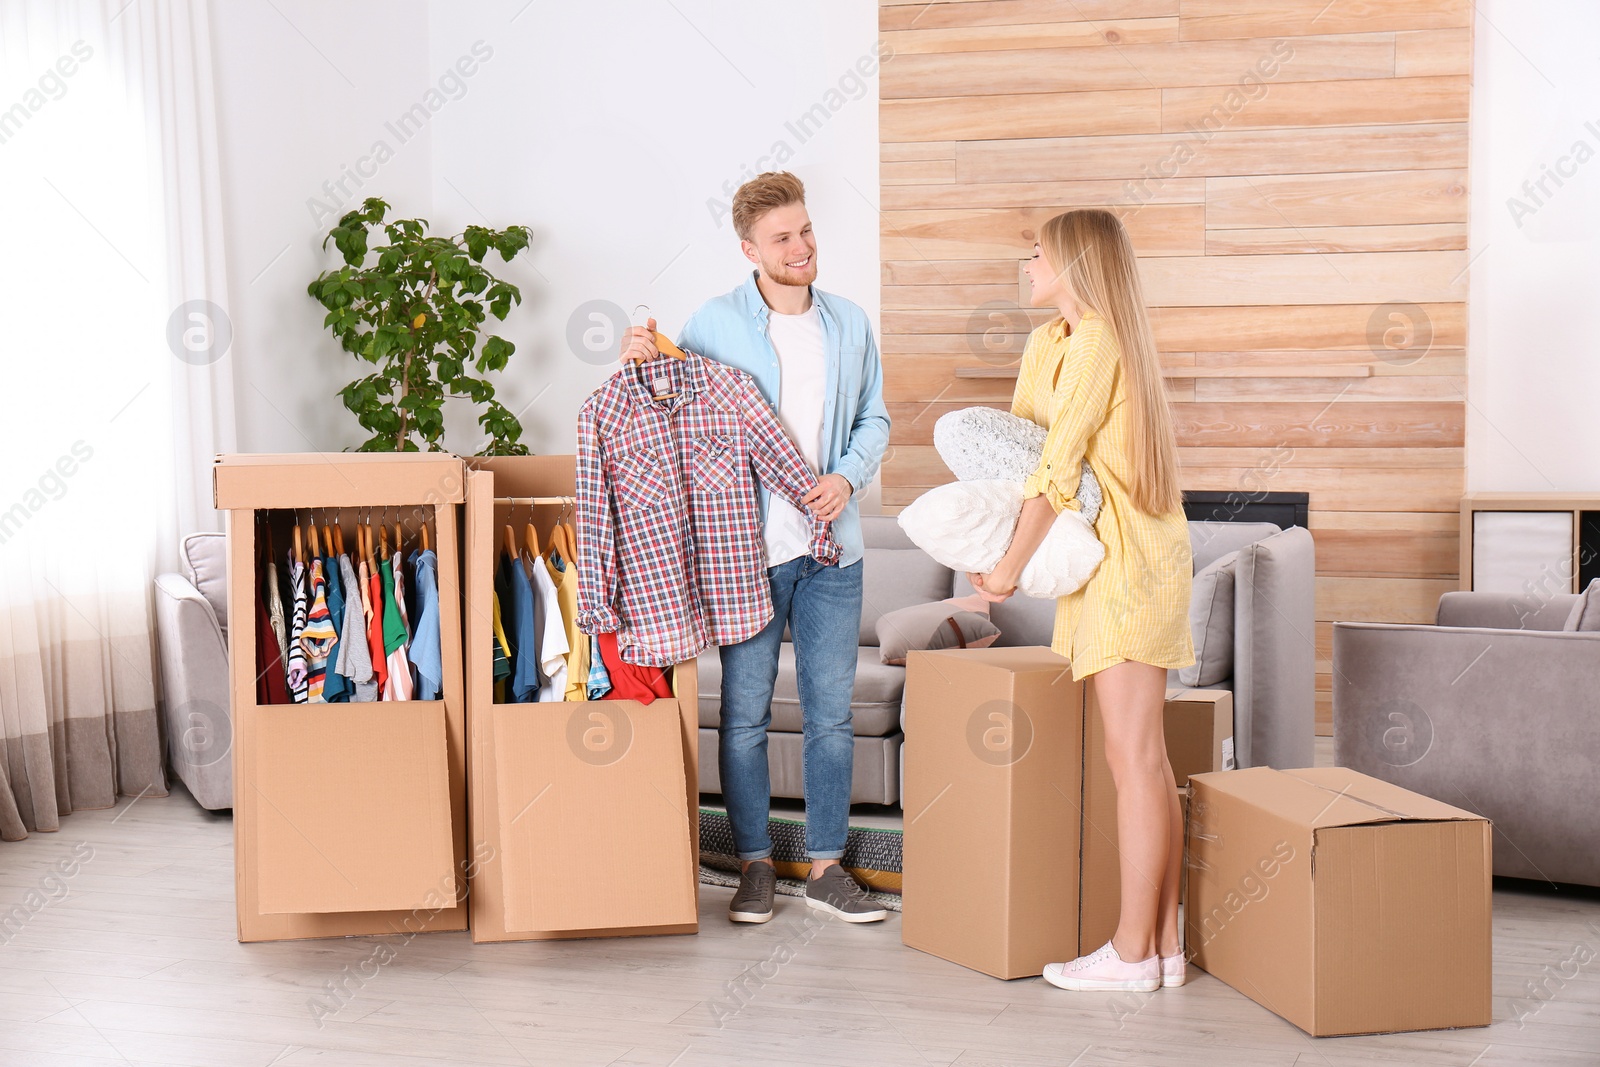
{"left": 732, "top": 171, "right": 806, "bottom": 241}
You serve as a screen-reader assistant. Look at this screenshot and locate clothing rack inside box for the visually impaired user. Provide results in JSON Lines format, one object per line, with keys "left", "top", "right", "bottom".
{"left": 213, "top": 452, "right": 469, "bottom": 944}
{"left": 461, "top": 455, "right": 701, "bottom": 943}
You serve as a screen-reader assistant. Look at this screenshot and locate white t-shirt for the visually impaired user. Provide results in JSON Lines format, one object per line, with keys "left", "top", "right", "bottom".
{"left": 763, "top": 303, "right": 827, "bottom": 567}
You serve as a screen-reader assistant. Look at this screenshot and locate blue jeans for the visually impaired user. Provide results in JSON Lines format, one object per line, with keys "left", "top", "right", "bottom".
{"left": 718, "top": 556, "right": 863, "bottom": 862}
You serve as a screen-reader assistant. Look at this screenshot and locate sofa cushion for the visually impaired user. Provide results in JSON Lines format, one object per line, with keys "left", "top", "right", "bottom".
{"left": 860, "top": 547, "right": 953, "bottom": 646}
{"left": 696, "top": 645, "right": 904, "bottom": 737}
{"left": 876, "top": 597, "right": 999, "bottom": 665}
{"left": 1189, "top": 520, "right": 1282, "bottom": 573}
{"left": 182, "top": 532, "right": 229, "bottom": 639}
{"left": 951, "top": 570, "right": 1059, "bottom": 648}
{"left": 1570, "top": 578, "right": 1600, "bottom": 631}
{"left": 1179, "top": 549, "right": 1238, "bottom": 686}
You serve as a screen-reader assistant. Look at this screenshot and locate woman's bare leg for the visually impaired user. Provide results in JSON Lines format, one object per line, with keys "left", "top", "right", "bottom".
{"left": 1092, "top": 659, "right": 1176, "bottom": 963}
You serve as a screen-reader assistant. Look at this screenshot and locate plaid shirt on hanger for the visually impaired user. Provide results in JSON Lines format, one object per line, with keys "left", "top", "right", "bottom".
{"left": 575, "top": 350, "right": 840, "bottom": 667}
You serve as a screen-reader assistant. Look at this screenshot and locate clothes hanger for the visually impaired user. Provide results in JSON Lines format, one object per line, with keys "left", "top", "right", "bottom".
{"left": 379, "top": 507, "right": 390, "bottom": 562}
{"left": 420, "top": 520, "right": 429, "bottom": 553}
{"left": 633, "top": 304, "right": 686, "bottom": 360}
{"left": 308, "top": 515, "right": 321, "bottom": 560}
{"left": 292, "top": 512, "right": 303, "bottom": 566}
{"left": 333, "top": 517, "right": 345, "bottom": 558}
{"left": 393, "top": 513, "right": 403, "bottom": 561}
{"left": 322, "top": 513, "right": 334, "bottom": 560}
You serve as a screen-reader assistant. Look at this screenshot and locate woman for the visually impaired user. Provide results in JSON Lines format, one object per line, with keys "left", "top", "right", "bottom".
{"left": 971, "top": 208, "right": 1195, "bottom": 993}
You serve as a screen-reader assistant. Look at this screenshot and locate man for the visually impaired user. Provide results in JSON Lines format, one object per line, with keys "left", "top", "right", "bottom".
{"left": 619, "top": 171, "right": 891, "bottom": 924}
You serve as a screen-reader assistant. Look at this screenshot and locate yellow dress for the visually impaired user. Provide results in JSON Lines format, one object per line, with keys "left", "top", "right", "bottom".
{"left": 1013, "top": 307, "right": 1195, "bottom": 680}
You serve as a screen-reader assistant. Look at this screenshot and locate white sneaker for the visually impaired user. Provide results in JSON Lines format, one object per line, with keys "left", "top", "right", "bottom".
{"left": 1160, "top": 951, "right": 1186, "bottom": 988}
{"left": 1042, "top": 941, "right": 1160, "bottom": 993}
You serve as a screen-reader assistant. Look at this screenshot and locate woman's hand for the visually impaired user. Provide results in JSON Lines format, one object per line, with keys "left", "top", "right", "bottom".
{"left": 969, "top": 568, "right": 1017, "bottom": 603}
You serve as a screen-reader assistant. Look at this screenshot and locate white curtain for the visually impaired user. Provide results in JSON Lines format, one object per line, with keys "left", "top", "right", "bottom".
{"left": 0, "top": 0, "right": 236, "bottom": 838}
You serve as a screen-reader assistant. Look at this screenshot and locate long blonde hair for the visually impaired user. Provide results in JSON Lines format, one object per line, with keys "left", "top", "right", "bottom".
{"left": 1039, "top": 209, "right": 1183, "bottom": 518}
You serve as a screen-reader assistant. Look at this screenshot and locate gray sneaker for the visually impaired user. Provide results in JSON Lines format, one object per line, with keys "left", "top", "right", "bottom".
{"left": 804, "top": 865, "right": 888, "bottom": 923}
{"left": 729, "top": 861, "right": 776, "bottom": 923}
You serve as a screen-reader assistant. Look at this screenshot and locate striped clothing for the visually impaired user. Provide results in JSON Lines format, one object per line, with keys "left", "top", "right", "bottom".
{"left": 1014, "top": 308, "right": 1195, "bottom": 679}
{"left": 284, "top": 556, "right": 309, "bottom": 703}
{"left": 301, "top": 558, "right": 338, "bottom": 702}
{"left": 575, "top": 350, "right": 840, "bottom": 667}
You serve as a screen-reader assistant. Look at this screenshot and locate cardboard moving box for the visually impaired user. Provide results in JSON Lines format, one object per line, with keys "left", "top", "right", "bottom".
{"left": 463, "top": 459, "right": 700, "bottom": 942}
{"left": 1079, "top": 688, "right": 1233, "bottom": 951}
{"left": 902, "top": 647, "right": 1084, "bottom": 980}
{"left": 903, "top": 652, "right": 1239, "bottom": 980}
{"left": 1186, "top": 766, "right": 1492, "bottom": 1037}
{"left": 215, "top": 453, "right": 470, "bottom": 943}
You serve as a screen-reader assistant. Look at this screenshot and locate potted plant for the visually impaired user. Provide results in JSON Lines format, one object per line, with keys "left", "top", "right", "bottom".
{"left": 309, "top": 196, "right": 532, "bottom": 454}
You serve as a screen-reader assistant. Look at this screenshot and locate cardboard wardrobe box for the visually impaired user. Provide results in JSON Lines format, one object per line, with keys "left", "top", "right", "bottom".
{"left": 1186, "top": 766, "right": 1492, "bottom": 1037}
{"left": 461, "top": 457, "right": 699, "bottom": 942}
{"left": 214, "top": 453, "right": 470, "bottom": 943}
{"left": 901, "top": 646, "right": 1084, "bottom": 980}
{"left": 1079, "top": 687, "right": 1233, "bottom": 951}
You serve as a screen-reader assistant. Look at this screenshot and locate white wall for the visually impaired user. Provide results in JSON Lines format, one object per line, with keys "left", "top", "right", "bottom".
{"left": 210, "top": 0, "right": 882, "bottom": 461}
{"left": 1468, "top": 2, "right": 1600, "bottom": 490}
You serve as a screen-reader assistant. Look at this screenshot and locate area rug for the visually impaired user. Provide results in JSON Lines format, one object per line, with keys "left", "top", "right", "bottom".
{"left": 697, "top": 808, "right": 903, "bottom": 911}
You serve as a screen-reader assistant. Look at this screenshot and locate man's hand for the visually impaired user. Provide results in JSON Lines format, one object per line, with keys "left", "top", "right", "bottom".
{"left": 802, "top": 473, "right": 852, "bottom": 522}
{"left": 618, "top": 317, "right": 660, "bottom": 363}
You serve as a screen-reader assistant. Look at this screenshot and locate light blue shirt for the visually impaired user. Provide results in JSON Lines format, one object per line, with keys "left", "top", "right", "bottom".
{"left": 677, "top": 271, "right": 891, "bottom": 568}
{"left": 407, "top": 549, "right": 442, "bottom": 701}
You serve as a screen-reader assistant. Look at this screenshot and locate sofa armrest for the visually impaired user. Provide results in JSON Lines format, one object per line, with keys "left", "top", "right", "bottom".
{"left": 1232, "top": 524, "right": 1316, "bottom": 769}
{"left": 1332, "top": 620, "right": 1600, "bottom": 884}
{"left": 1435, "top": 590, "right": 1581, "bottom": 631}
{"left": 153, "top": 573, "right": 232, "bottom": 809}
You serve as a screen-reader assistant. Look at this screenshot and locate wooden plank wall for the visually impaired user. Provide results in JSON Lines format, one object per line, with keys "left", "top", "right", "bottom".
{"left": 876, "top": 0, "right": 1473, "bottom": 734}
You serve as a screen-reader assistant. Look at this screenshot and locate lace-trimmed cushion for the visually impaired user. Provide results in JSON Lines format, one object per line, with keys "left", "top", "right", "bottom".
{"left": 933, "top": 406, "right": 1101, "bottom": 525}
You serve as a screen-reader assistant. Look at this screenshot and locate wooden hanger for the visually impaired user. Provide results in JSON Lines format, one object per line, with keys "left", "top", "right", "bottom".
{"left": 420, "top": 522, "right": 429, "bottom": 552}
{"left": 322, "top": 521, "right": 334, "bottom": 558}
{"left": 503, "top": 522, "right": 517, "bottom": 561}
{"left": 393, "top": 519, "right": 402, "bottom": 561}
{"left": 292, "top": 522, "right": 303, "bottom": 566}
{"left": 333, "top": 522, "right": 345, "bottom": 558}
{"left": 308, "top": 521, "right": 321, "bottom": 560}
{"left": 548, "top": 520, "right": 575, "bottom": 567}
{"left": 379, "top": 522, "right": 389, "bottom": 561}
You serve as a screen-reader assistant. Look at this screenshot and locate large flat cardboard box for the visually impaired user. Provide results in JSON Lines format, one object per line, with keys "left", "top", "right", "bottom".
{"left": 1187, "top": 766, "right": 1492, "bottom": 1036}
{"left": 463, "top": 459, "right": 700, "bottom": 941}
{"left": 902, "top": 647, "right": 1085, "bottom": 980}
{"left": 215, "top": 454, "right": 470, "bottom": 943}
{"left": 1079, "top": 687, "right": 1233, "bottom": 950}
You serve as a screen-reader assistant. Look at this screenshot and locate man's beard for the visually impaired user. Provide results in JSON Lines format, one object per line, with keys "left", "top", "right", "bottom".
{"left": 761, "top": 249, "right": 817, "bottom": 288}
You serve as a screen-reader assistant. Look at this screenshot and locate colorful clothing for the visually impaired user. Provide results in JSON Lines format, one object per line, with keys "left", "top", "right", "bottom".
{"left": 336, "top": 554, "right": 377, "bottom": 702}
{"left": 408, "top": 548, "right": 443, "bottom": 701}
{"left": 575, "top": 350, "right": 841, "bottom": 667}
{"left": 1013, "top": 309, "right": 1195, "bottom": 679}
{"left": 381, "top": 555, "right": 413, "bottom": 701}
{"left": 499, "top": 552, "right": 540, "bottom": 703}
{"left": 527, "top": 550, "right": 569, "bottom": 702}
{"left": 285, "top": 555, "right": 309, "bottom": 703}
{"left": 595, "top": 631, "right": 672, "bottom": 705}
{"left": 585, "top": 634, "right": 611, "bottom": 700}
{"left": 546, "top": 547, "right": 590, "bottom": 701}
{"left": 364, "top": 559, "right": 388, "bottom": 696}
{"left": 301, "top": 559, "right": 338, "bottom": 702}
{"left": 319, "top": 555, "right": 348, "bottom": 702}
{"left": 255, "top": 581, "right": 288, "bottom": 704}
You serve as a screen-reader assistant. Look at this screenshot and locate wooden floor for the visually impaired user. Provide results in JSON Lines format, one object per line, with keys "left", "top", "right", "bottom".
{"left": 2, "top": 780, "right": 1597, "bottom": 1067}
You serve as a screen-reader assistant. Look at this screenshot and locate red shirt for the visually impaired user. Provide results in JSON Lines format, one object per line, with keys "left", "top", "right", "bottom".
{"left": 595, "top": 632, "right": 673, "bottom": 705}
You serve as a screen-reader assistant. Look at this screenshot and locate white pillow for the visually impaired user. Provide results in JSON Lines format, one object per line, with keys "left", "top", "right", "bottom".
{"left": 933, "top": 406, "right": 1102, "bottom": 526}
{"left": 896, "top": 480, "right": 1105, "bottom": 599}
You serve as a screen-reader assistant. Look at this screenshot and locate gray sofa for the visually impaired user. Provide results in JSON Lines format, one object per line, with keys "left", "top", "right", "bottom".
{"left": 1333, "top": 580, "right": 1600, "bottom": 887}
{"left": 697, "top": 514, "right": 1318, "bottom": 806}
{"left": 153, "top": 532, "right": 234, "bottom": 810}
